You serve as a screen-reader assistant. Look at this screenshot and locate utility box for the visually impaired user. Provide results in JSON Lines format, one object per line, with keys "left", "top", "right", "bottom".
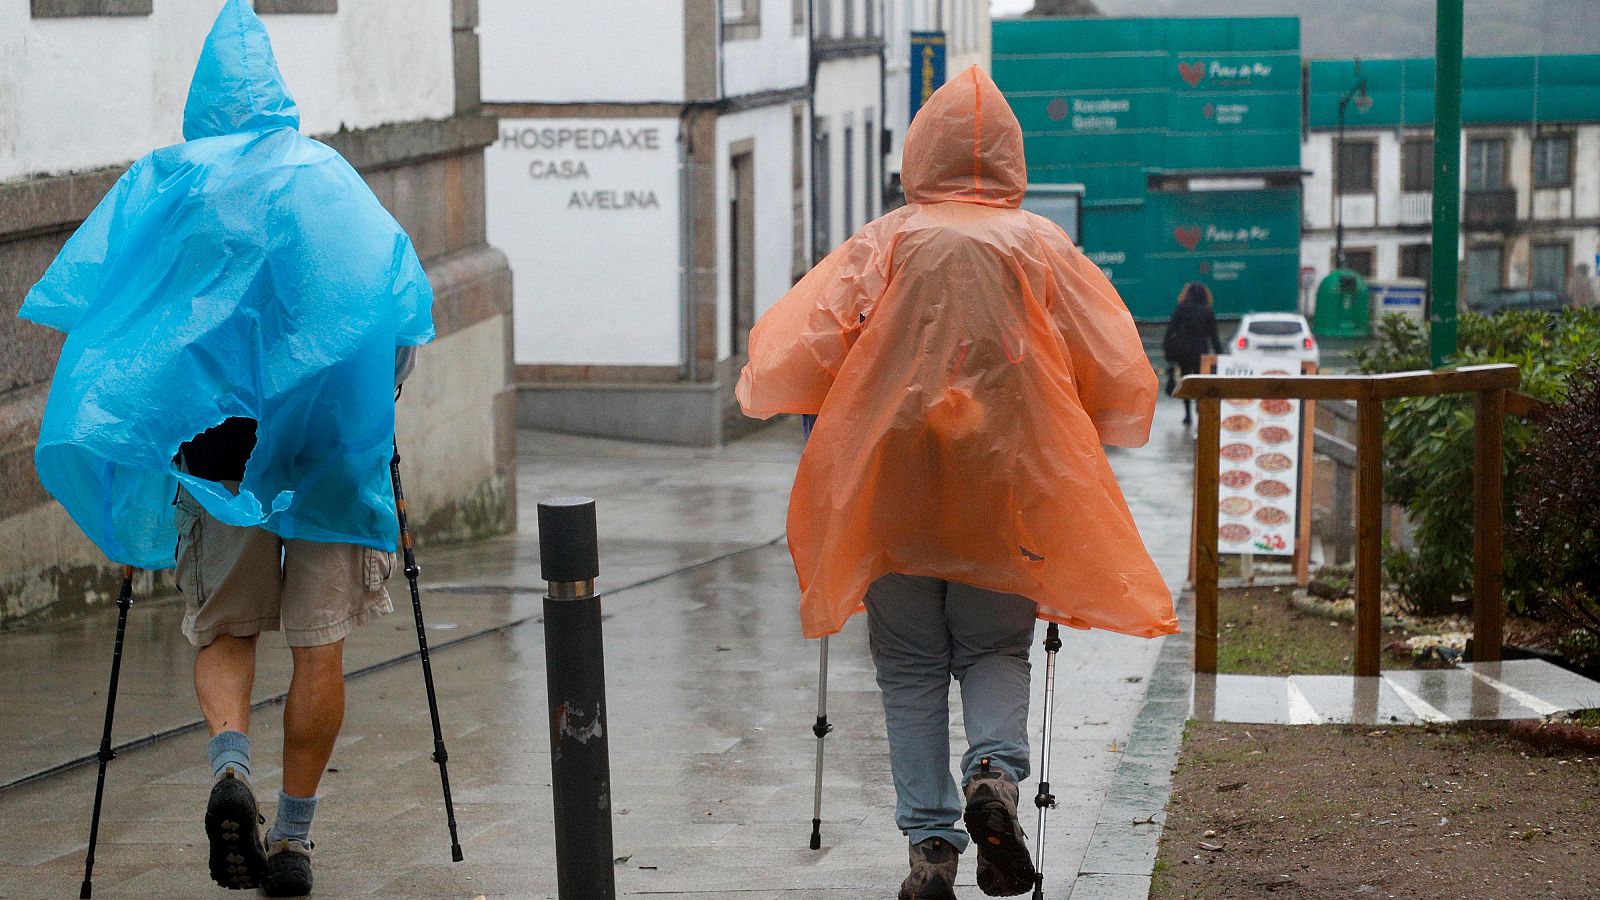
{"left": 1371, "top": 278, "right": 1427, "bottom": 324}
{"left": 1315, "top": 269, "right": 1370, "bottom": 338}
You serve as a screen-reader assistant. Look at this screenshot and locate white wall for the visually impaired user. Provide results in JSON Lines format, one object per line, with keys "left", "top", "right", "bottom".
{"left": 0, "top": 0, "right": 455, "bottom": 180}
{"left": 487, "top": 117, "right": 685, "bottom": 366}
{"left": 479, "top": 0, "right": 684, "bottom": 104}
{"left": 815, "top": 55, "right": 884, "bottom": 248}
{"left": 721, "top": 0, "right": 809, "bottom": 97}
{"left": 717, "top": 106, "right": 802, "bottom": 353}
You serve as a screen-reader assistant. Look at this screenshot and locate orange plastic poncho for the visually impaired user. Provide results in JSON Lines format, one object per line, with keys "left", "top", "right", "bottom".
{"left": 736, "top": 66, "right": 1176, "bottom": 641}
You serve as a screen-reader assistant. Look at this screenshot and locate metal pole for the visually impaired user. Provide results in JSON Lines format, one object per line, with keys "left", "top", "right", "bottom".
{"left": 1335, "top": 101, "right": 1347, "bottom": 270}
{"left": 391, "top": 447, "right": 464, "bottom": 862}
{"left": 1430, "top": 0, "right": 1465, "bottom": 367}
{"left": 80, "top": 566, "right": 135, "bottom": 900}
{"left": 540, "top": 497, "right": 615, "bottom": 900}
{"left": 1030, "top": 623, "right": 1062, "bottom": 900}
{"left": 809, "top": 635, "right": 833, "bottom": 850}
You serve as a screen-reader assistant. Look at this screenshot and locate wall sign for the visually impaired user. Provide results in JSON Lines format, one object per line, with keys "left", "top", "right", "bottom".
{"left": 909, "top": 31, "right": 947, "bottom": 125}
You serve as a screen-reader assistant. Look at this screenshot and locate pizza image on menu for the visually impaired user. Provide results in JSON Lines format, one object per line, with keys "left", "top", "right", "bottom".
{"left": 1260, "top": 398, "right": 1294, "bottom": 417}
{"left": 1258, "top": 425, "right": 1293, "bottom": 444}
{"left": 1220, "top": 497, "right": 1254, "bottom": 517}
{"left": 1220, "top": 469, "right": 1255, "bottom": 489}
{"left": 1222, "top": 414, "right": 1255, "bottom": 433}
{"left": 1255, "top": 479, "right": 1291, "bottom": 498}
{"left": 1255, "top": 506, "right": 1290, "bottom": 526}
{"left": 1256, "top": 452, "right": 1293, "bottom": 472}
{"left": 1226, "top": 398, "right": 1254, "bottom": 408}
{"left": 1219, "top": 523, "right": 1253, "bottom": 544}
{"left": 1221, "top": 442, "right": 1254, "bottom": 462}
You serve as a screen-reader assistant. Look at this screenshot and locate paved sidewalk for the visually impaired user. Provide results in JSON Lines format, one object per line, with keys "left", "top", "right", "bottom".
{"left": 0, "top": 393, "right": 1198, "bottom": 899}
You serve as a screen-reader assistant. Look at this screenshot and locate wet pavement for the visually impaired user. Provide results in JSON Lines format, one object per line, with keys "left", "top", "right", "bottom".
{"left": 0, "top": 393, "right": 1200, "bottom": 899}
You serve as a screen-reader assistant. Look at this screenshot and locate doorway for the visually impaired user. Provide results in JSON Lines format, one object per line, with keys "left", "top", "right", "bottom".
{"left": 729, "top": 149, "right": 756, "bottom": 357}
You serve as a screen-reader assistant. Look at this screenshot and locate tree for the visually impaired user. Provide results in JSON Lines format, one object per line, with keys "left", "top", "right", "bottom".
{"left": 1027, "top": 0, "right": 1104, "bottom": 16}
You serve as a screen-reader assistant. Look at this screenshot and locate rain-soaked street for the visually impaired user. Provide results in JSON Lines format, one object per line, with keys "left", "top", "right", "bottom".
{"left": 0, "top": 393, "right": 1196, "bottom": 899}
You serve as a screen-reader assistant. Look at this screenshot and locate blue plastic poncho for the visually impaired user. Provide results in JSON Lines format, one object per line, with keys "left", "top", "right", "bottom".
{"left": 19, "top": 0, "right": 434, "bottom": 570}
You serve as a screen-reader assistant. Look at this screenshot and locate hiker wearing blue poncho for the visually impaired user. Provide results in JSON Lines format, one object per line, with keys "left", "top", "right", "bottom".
{"left": 20, "top": 2, "right": 433, "bottom": 894}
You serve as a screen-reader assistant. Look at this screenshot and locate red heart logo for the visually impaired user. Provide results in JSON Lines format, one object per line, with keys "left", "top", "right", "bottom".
{"left": 1179, "top": 62, "right": 1206, "bottom": 86}
{"left": 1174, "top": 227, "right": 1202, "bottom": 250}
{"left": 1203, "top": 102, "right": 1216, "bottom": 119}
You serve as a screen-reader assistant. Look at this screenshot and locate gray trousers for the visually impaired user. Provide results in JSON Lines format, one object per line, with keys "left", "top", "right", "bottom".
{"left": 864, "top": 573, "right": 1037, "bottom": 851}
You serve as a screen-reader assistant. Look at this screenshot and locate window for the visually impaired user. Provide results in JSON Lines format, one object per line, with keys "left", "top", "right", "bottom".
{"left": 255, "top": 0, "right": 337, "bottom": 12}
{"left": 1467, "top": 138, "right": 1507, "bottom": 190}
{"left": 843, "top": 124, "right": 855, "bottom": 235}
{"left": 1400, "top": 243, "right": 1432, "bottom": 284}
{"left": 1532, "top": 243, "right": 1570, "bottom": 293}
{"left": 1337, "top": 247, "right": 1375, "bottom": 277}
{"left": 1336, "top": 141, "right": 1376, "bottom": 195}
{"left": 1401, "top": 137, "right": 1434, "bottom": 192}
{"left": 793, "top": 0, "right": 805, "bottom": 32}
{"left": 812, "top": 123, "right": 832, "bottom": 263}
{"left": 793, "top": 107, "right": 807, "bottom": 279}
{"left": 817, "top": 0, "right": 832, "bottom": 37}
{"left": 1534, "top": 135, "right": 1572, "bottom": 188}
{"left": 1466, "top": 244, "right": 1505, "bottom": 304}
{"left": 863, "top": 112, "right": 876, "bottom": 222}
{"left": 31, "top": 0, "right": 150, "bottom": 15}
{"left": 865, "top": 0, "right": 875, "bottom": 36}
{"left": 723, "top": 0, "right": 760, "bottom": 39}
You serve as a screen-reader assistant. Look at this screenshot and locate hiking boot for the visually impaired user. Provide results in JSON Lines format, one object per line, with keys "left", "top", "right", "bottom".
{"left": 899, "top": 836, "right": 959, "bottom": 900}
{"left": 262, "top": 837, "right": 314, "bottom": 897}
{"left": 204, "top": 769, "right": 267, "bottom": 890}
{"left": 963, "top": 763, "right": 1038, "bottom": 897}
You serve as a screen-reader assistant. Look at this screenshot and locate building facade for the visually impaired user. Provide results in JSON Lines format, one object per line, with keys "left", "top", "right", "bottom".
{"left": 485, "top": 0, "right": 905, "bottom": 445}
{"left": 811, "top": 0, "right": 887, "bottom": 264}
{"left": 0, "top": 0, "right": 516, "bottom": 626}
{"left": 1303, "top": 56, "right": 1600, "bottom": 308}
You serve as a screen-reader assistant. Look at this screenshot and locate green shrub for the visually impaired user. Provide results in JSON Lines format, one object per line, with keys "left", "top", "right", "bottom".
{"left": 1355, "top": 310, "right": 1600, "bottom": 615}
{"left": 1513, "top": 360, "right": 1600, "bottom": 666}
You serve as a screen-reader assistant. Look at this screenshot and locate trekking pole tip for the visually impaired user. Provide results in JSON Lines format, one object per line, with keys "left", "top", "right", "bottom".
{"left": 79, "top": 879, "right": 92, "bottom": 899}
{"left": 538, "top": 497, "right": 599, "bottom": 584}
{"left": 451, "top": 844, "right": 464, "bottom": 863}
{"left": 809, "top": 818, "right": 822, "bottom": 850}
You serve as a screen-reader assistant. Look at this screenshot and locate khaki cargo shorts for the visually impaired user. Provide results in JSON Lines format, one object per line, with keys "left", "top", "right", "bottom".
{"left": 175, "top": 488, "right": 397, "bottom": 649}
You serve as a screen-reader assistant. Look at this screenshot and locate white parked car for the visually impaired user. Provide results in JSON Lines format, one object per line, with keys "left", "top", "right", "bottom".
{"left": 1229, "top": 313, "right": 1320, "bottom": 368}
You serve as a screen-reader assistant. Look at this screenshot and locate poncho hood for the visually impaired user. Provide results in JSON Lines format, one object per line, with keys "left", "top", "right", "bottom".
{"left": 183, "top": 0, "right": 301, "bottom": 140}
{"left": 902, "top": 65, "right": 1026, "bottom": 209}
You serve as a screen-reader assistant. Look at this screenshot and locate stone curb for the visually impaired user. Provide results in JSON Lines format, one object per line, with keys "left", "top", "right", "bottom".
{"left": 1070, "top": 593, "right": 1194, "bottom": 899}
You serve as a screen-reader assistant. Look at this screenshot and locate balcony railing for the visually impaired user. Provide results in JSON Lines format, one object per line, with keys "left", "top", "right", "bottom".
{"left": 1398, "top": 192, "right": 1432, "bottom": 226}
{"left": 1464, "top": 188, "right": 1517, "bottom": 229}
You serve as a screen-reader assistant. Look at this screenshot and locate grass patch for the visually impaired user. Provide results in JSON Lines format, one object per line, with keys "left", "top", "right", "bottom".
{"left": 1215, "top": 586, "right": 1412, "bottom": 676}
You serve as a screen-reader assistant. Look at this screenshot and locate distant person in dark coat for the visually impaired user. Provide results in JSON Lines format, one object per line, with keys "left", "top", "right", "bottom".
{"left": 1161, "top": 282, "right": 1224, "bottom": 425}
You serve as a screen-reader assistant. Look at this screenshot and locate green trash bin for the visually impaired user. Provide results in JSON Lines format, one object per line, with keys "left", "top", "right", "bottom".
{"left": 1314, "top": 269, "right": 1371, "bottom": 338}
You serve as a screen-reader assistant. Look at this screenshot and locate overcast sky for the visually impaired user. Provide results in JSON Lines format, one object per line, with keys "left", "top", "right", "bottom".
{"left": 991, "top": 0, "right": 1034, "bottom": 17}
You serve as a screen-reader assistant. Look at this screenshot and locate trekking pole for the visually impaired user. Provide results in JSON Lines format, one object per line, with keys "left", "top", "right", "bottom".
{"left": 390, "top": 444, "right": 464, "bottom": 862}
{"left": 809, "top": 635, "right": 833, "bottom": 850}
{"left": 797, "top": 414, "right": 835, "bottom": 852}
{"left": 1030, "top": 623, "right": 1062, "bottom": 900}
{"left": 80, "top": 566, "right": 135, "bottom": 899}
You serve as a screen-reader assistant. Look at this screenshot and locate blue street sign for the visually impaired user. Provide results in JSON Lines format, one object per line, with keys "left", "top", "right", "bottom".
{"left": 910, "top": 31, "right": 948, "bottom": 125}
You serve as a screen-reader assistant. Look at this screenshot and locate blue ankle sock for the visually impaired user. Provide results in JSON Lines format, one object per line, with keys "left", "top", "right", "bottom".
{"left": 267, "top": 791, "right": 319, "bottom": 845}
{"left": 207, "top": 730, "right": 251, "bottom": 780}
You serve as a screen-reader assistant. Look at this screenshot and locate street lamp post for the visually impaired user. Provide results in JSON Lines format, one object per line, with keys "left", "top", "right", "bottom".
{"left": 1334, "top": 71, "right": 1371, "bottom": 270}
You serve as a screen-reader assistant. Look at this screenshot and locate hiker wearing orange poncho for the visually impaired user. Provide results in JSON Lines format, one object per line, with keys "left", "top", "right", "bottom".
{"left": 737, "top": 66, "right": 1175, "bottom": 900}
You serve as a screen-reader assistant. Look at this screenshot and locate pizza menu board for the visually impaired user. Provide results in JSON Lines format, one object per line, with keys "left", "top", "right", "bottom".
{"left": 1214, "top": 355, "right": 1302, "bottom": 557}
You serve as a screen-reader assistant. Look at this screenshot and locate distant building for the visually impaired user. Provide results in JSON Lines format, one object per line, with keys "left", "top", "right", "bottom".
{"left": 882, "top": 0, "right": 992, "bottom": 205}
{"left": 1303, "top": 56, "right": 1600, "bottom": 307}
{"left": 0, "top": 0, "right": 514, "bottom": 626}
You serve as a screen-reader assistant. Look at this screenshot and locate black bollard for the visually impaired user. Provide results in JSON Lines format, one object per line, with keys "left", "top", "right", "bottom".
{"left": 539, "top": 497, "right": 615, "bottom": 900}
